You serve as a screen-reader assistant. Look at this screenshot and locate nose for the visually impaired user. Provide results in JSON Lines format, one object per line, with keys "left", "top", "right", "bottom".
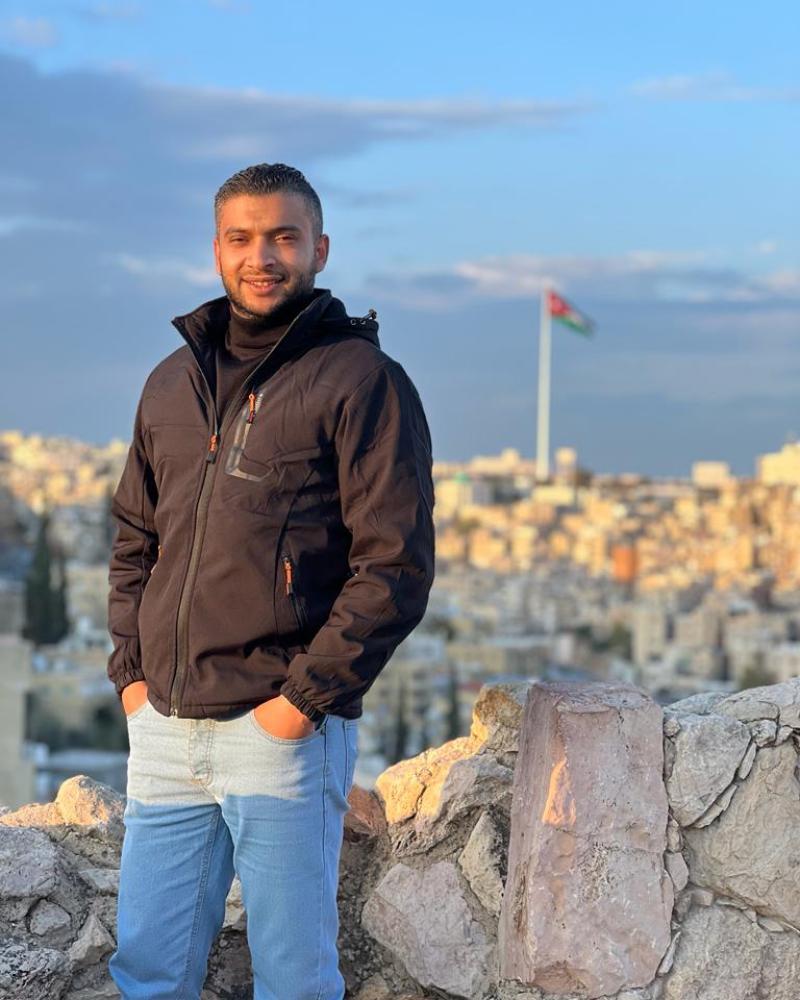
{"left": 249, "top": 236, "right": 279, "bottom": 271}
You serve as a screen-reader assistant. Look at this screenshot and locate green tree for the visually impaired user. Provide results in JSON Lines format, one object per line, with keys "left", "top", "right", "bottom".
{"left": 607, "top": 622, "right": 633, "bottom": 660}
{"left": 388, "top": 675, "right": 409, "bottom": 765}
{"left": 738, "top": 655, "right": 776, "bottom": 691}
{"left": 23, "top": 508, "right": 70, "bottom": 647}
{"left": 445, "top": 660, "right": 461, "bottom": 741}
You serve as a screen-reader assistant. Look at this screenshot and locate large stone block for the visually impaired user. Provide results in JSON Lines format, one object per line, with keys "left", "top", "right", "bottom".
{"left": 499, "top": 681, "right": 672, "bottom": 998}
{"left": 662, "top": 903, "right": 800, "bottom": 1000}
{"left": 362, "top": 860, "right": 495, "bottom": 999}
{"left": 665, "top": 713, "right": 751, "bottom": 826}
{"left": 683, "top": 742, "right": 800, "bottom": 926}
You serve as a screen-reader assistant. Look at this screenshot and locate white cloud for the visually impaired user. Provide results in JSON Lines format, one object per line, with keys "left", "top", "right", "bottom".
{"left": 1, "top": 16, "right": 58, "bottom": 48}
{"left": 0, "top": 215, "right": 89, "bottom": 236}
{"left": 630, "top": 70, "right": 800, "bottom": 103}
{"left": 74, "top": 3, "right": 143, "bottom": 21}
{"left": 114, "top": 253, "right": 219, "bottom": 287}
{"left": 754, "top": 239, "right": 778, "bottom": 255}
{"left": 365, "top": 249, "right": 798, "bottom": 310}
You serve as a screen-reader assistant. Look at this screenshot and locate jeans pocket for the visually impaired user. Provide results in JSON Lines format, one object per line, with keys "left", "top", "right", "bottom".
{"left": 247, "top": 709, "right": 324, "bottom": 746}
{"left": 125, "top": 698, "right": 150, "bottom": 723}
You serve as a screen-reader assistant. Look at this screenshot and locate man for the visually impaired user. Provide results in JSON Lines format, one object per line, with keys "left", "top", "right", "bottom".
{"left": 106, "top": 163, "right": 435, "bottom": 1000}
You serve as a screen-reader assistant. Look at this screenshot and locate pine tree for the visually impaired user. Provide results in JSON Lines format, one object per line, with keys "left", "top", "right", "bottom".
{"left": 23, "top": 508, "right": 70, "bottom": 647}
{"left": 445, "top": 659, "right": 461, "bottom": 741}
{"left": 51, "top": 547, "right": 70, "bottom": 641}
{"left": 389, "top": 675, "right": 409, "bottom": 765}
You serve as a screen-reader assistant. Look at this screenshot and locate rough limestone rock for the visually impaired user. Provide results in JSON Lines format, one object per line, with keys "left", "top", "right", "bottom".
{"left": 77, "top": 869, "right": 119, "bottom": 895}
{"left": 27, "top": 899, "right": 71, "bottom": 940}
{"left": 55, "top": 776, "right": 125, "bottom": 841}
{"left": 665, "top": 851, "right": 689, "bottom": 893}
{"left": 344, "top": 785, "right": 388, "bottom": 842}
{"left": 352, "top": 976, "right": 429, "bottom": 1000}
{"left": 223, "top": 876, "right": 245, "bottom": 932}
{"left": 716, "top": 678, "right": 800, "bottom": 729}
{"left": 664, "top": 691, "right": 729, "bottom": 717}
{"left": 683, "top": 741, "right": 800, "bottom": 927}
{"left": 67, "top": 912, "right": 115, "bottom": 969}
{"left": 470, "top": 681, "right": 536, "bottom": 754}
{"left": 499, "top": 681, "right": 672, "bottom": 999}
{"left": 663, "top": 903, "right": 800, "bottom": 999}
{"left": 375, "top": 736, "right": 476, "bottom": 826}
{"left": 665, "top": 713, "right": 751, "bottom": 826}
{"left": 458, "top": 810, "right": 507, "bottom": 917}
{"left": 492, "top": 980, "right": 659, "bottom": 999}
{"left": 0, "top": 826, "right": 60, "bottom": 901}
{"left": 0, "top": 940, "right": 71, "bottom": 1000}
{"left": 375, "top": 735, "right": 513, "bottom": 857}
{"left": 0, "top": 776, "right": 125, "bottom": 872}
{"left": 749, "top": 718, "right": 779, "bottom": 746}
{"left": 361, "top": 860, "right": 495, "bottom": 999}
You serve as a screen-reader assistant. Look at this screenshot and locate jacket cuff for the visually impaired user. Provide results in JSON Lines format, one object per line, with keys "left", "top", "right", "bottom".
{"left": 279, "top": 679, "right": 326, "bottom": 726}
{"left": 113, "top": 667, "right": 146, "bottom": 698}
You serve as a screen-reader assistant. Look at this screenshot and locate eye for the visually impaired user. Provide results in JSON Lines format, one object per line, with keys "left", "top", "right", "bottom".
{"left": 277, "top": 234, "right": 297, "bottom": 242}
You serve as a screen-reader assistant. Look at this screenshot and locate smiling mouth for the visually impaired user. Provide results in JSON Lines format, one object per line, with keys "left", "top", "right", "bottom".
{"left": 245, "top": 277, "right": 284, "bottom": 291}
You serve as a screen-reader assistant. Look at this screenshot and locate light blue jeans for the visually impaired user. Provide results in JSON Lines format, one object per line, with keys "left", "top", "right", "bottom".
{"left": 108, "top": 696, "right": 359, "bottom": 1000}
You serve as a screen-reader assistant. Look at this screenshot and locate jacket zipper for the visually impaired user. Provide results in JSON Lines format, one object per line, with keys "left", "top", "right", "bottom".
{"left": 282, "top": 553, "right": 306, "bottom": 633}
{"left": 168, "top": 307, "right": 313, "bottom": 716}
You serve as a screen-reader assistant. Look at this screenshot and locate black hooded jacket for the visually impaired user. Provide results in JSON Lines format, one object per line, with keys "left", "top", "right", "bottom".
{"left": 107, "top": 288, "right": 436, "bottom": 723}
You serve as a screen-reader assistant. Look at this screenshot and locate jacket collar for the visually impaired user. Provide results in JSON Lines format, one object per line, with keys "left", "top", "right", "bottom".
{"left": 171, "top": 288, "right": 380, "bottom": 383}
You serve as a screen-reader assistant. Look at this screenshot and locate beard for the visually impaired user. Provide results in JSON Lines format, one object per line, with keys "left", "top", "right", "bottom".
{"left": 221, "top": 265, "right": 318, "bottom": 325}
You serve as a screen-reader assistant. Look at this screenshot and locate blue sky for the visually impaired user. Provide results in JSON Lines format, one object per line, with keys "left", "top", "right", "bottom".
{"left": 0, "top": 0, "right": 798, "bottom": 476}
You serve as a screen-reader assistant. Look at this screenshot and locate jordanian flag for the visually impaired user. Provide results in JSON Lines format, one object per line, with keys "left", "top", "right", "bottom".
{"left": 548, "top": 290, "right": 595, "bottom": 337}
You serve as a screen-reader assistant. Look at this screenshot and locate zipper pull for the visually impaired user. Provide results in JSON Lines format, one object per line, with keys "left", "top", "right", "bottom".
{"left": 206, "top": 432, "right": 219, "bottom": 463}
{"left": 247, "top": 390, "right": 257, "bottom": 424}
{"left": 283, "top": 554, "right": 294, "bottom": 595}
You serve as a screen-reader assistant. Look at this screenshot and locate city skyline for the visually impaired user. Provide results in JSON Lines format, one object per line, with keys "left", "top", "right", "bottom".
{"left": 0, "top": 2, "right": 797, "bottom": 476}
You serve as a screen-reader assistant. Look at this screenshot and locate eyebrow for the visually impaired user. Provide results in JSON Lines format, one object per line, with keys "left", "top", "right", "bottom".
{"left": 223, "top": 224, "right": 303, "bottom": 237}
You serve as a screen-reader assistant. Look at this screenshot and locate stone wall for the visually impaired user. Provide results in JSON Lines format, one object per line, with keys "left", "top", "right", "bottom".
{"left": 1, "top": 678, "right": 799, "bottom": 999}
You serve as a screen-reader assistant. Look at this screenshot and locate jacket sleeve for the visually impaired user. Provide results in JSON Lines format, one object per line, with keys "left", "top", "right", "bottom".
{"left": 107, "top": 388, "right": 160, "bottom": 698}
{"left": 279, "top": 359, "right": 436, "bottom": 722}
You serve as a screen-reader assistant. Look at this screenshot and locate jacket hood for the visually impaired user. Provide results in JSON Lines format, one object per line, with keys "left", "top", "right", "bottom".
{"left": 171, "top": 289, "right": 380, "bottom": 376}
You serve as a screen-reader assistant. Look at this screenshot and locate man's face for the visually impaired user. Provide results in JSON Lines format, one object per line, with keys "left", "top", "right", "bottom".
{"left": 213, "top": 192, "right": 329, "bottom": 321}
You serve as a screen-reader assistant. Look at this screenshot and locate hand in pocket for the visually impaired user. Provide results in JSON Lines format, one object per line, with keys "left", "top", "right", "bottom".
{"left": 122, "top": 680, "right": 149, "bottom": 718}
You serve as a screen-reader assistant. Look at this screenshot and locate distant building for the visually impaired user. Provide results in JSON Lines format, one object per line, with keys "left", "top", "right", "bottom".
{"left": 611, "top": 542, "right": 638, "bottom": 585}
{"left": 436, "top": 472, "right": 492, "bottom": 518}
{"left": 692, "top": 461, "right": 732, "bottom": 488}
{"left": 0, "top": 635, "right": 36, "bottom": 809}
{"left": 757, "top": 442, "right": 800, "bottom": 485}
{"left": 555, "top": 447, "right": 578, "bottom": 485}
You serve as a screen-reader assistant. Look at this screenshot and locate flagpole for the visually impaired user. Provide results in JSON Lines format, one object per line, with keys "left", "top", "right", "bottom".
{"left": 536, "top": 281, "right": 552, "bottom": 483}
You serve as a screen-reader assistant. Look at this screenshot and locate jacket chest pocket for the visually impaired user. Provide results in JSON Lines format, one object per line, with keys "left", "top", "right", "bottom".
{"left": 224, "top": 389, "right": 271, "bottom": 482}
{"left": 223, "top": 388, "right": 331, "bottom": 485}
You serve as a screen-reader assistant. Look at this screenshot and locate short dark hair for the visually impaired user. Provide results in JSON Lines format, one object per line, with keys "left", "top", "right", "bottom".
{"left": 213, "top": 163, "right": 323, "bottom": 239}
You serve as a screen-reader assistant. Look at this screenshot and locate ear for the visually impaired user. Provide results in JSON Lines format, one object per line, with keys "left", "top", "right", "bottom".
{"left": 213, "top": 236, "right": 221, "bottom": 275}
{"left": 314, "top": 234, "right": 330, "bottom": 274}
